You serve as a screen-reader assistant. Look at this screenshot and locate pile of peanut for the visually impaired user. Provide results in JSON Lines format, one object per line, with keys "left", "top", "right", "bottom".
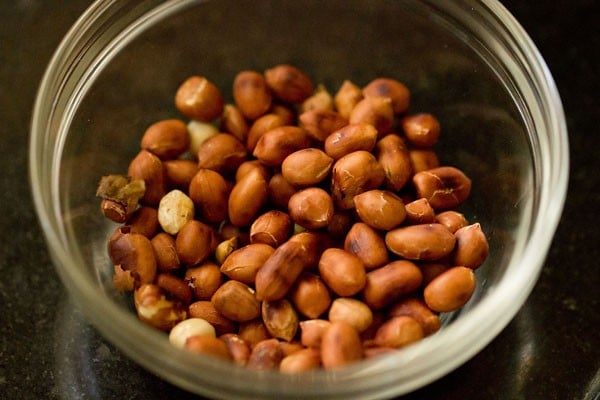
{"left": 97, "top": 64, "right": 489, "bottom": 372}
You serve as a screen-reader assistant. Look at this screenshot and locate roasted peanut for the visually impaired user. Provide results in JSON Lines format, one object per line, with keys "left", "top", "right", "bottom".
{"left": 328, "top": 298, "right": 373, "bottom": 333}
{"left": 354, "top": 189, "right": 407, "bottom": 230}
{"left": 419, "top": 262, "right": 450, "bottom": 286}
{"left": 175, "top": 220, "right": 215, "bottom": 266}
{"left": 228, "top": 168, "right": 268, "bottom": 227}
{"left": 220, "top": 333, "right": 251, "bottom": 366}
{"left": 185, "top": 261, "right": 222, "bottom": 300}
{"left": 188, "top": 168, "right": 230, "bottom": 224}
{"left": 187, "top": 120, "right": 218, "bottom": 156}
{"left": 324, "top": 122, "right": 378, "bottom": 160}
{"left": 374, "top": 133, "right": 412, "bottom": 192}
{"left": 388, "top": 297, "right": 441, "bottom": 336}
{"left": 235, "top": 159, "right": 271, "bottom": 182}
{"left": 270, "top": 103, "right": 296, "bottom": 126}
{"left": 404, "top": 198, "right": 436, "bottom": 225}
{"left": 211, "top": 280, "right": 261, "bottom": 322}
{"left": 299, "top": 319, "right": 331, "bottom": 348}
{"left": 175, "top": 76, "right": 224, "bottom": 122}
{"left": 141, "top": 119, "right": 190, "bottom": 160}
{"left": 385, "top": 223, "right": 456, "bottom": 261}
{"left": 334, "top": 80, "right": 363, "bottom": 119}
{"left": 290, "top": 272, "right": 332, "bottom": 319}
{"left": 453, "top": 223, "right": 489, "bottom": 269}
{"left": 247, "top": 338, "right": 283, "bottom": 370}
{"left": 267, "top": 173, "right": 297, "bottom": 210}
{"left": 320, "top": 321, "right": 363, "bottom": 369}
{"left": 188, "top": 301, "right": 237, "bottom": 336}
{"left": 344, "top": 222, "right": 389, "bottom": 270}
{"left": 300, "top": 84, "right": 333, "bottom": 113}
{"left": 127, "top": 206, "right": 159, "bottom": 238}
{"left": 362, "top": 78, "right": 410, "bottom": 114}
{"left": 349, "top": 96, "right": 394, "bottom": 136}
{"left": 413, "top": 166, "right": 472, "bottom": 210}
{"left": 262, "top": 299, "right": 299, "bottom": 342}
{"left": 255, "top": 237, "right": 311, "bottom": 301}
{"left": 113, "top": 265, "right": 135, "bottom": 292}
{"left": 280, "top": 348, "right": 321, "bottom": 374}
{"left": 288, "top": 187, "right": 334, "bottom": 230}
{"left": 373, "top": 316, "right": 423, "bottom": 348}
{"left": 220, "top": 243, "right": 275, "bottom": 284}
{"left": 362, "top": 260, "right": 423, "bottom": 310}
{"left": 435, "top": 210, "right": 469, "bottom": 233}
{"left": 252, "top": 126, "right": 310, "bottom": 167}
{"left": 424, "top": 266, "right": 477, "bottom": 312}
{"left": 157, "top": 273, "right": 193, "bottom": 305}
{"left": 185, "top": 335, "right": 232, "bottom": 361}
{"left": 409, "top": 148, "right": 440, "bottom": 173}
{"left": 163, "top": 159, "right": 198, "bottom": 190}
{"left": 246, "top": 113, "right": 285, "bottom": 152}
{"left": 318, "top": 248, "right": 366, "bottom": 297}
{"left": 127, "top": 150, "right": 166, "bottom": 206}
{"left": 108, "top": 232, "right": 157, "bottom": 284}
{"left": 197, "top": 133, "right": 247, "bottom": 177}
{"left": 264, "top": 64, "right": 313, "bottom": 104}
{"left": 249, "top": 210, "right": 292, "bottom": 247}
{"left": 281, "top": 148, "right": 333, "bottom": 187}
{"left": 331, "top": 150, "right": 385, "bottom": 209}
{"left": 298, "top": 109, "right": 348, "bottom": 142}
{"left": 220, "top": 103, "right": 249, "bottom": 142}
{"left": 238, "top": 320, "right": 271, "bottom": 348}
{"left": 401, "top": 113, "right": 440, "bottom": 147}
{"left": 215, "top": 236, "right": 239, "bottom": 265}
{"left": 233, "top": 71, "right": 272, "bottom": 120}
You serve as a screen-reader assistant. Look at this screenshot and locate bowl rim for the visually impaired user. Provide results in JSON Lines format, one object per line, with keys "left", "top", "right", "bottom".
{"left": 29, "top": 0, "right": 569, "bottom": 398}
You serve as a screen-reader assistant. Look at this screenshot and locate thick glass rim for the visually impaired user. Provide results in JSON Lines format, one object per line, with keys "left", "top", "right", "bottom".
{"left": 29, "top": 0, "right": 568, "bottom": 398}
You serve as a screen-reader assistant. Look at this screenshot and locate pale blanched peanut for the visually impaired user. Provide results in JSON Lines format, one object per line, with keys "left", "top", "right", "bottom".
{"left": 344, "top": 222, "right": 389, "bottom": 270}
{"left": 320, "top": 321, "right": 363, "bottom": 369}
{"left": 187, "top": 120, "right": 219, "bottom": 156}
{"left": 157, "top": 189, "right": 194, "bottom": 235}
{"left": 169, "top": 317, "right": 216, "bottom": 348}
{"left": 362, "top": 260, "right": 423, "bottom": 310}
{"left": 318, "top": 248, "right": 366, "bottom": 297}
{"left": 385, "top": 223, "right": 456, "bottom": 261}
{"left": 328, "top": 298, "right": 373, "bottom": 333}
{"left": 288, "top": 187, "right": 334, "bottom": 230}
{"left": 134, "top": 284, "right": 187, "bottom": 331}
{"left": 353, "top": 190, "right": 406, "bottom": 230}
{"left": 413, "top": 167, "right": 472, "bottom": 210}
{"left": 453, "top": 223, "right": 489, "bottom": 269}
{"left": 424, "top": 266, "right": 477, "bottom": 312}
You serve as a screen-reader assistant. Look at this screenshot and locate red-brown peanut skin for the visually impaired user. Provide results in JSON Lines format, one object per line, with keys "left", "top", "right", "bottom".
{"left": 291, "top": 272, "right": 332, "bottom": 319}
{"left": 435, "top": 210, "right": 468, "bottom": 234}
{"left": 318, "top": 248, "right": 366, "bottom": 297}
{"left": 184, "top": 335, "right": 232, "bottom": 361}
{"left": 354, "top": 190, "right": 407, "bottom": 230}
{"left": 188, "top": 301, "right": 237, "bottom": 336}
{"left": 331, "top": 150, "right": 385, "bottom": 210}
{"left": 141, "top": 119, "right": 190, "bottom": 160}
{"left": 288, "top": 187, "right": 334, "bottom": 230}
{"left": 185, "top": 262, "right": 222, "bottom": 300}
{"left": 252, "top": 126, "right": 311, "bottom": 167}
{"left": 151, "top": 232, "right": 180, "bottom": 272}
{"left": 175, "top": 76, "right": 224, "bottom": 122}
{"left": 127, "top": 206, "right": 159, "bottom": 238}
{"left": 404, "top": 198, "right": 436, "bottom": 225}
{"left": 373, "top": 316, "right": 424, "bottom": 348}
{"left": 344, "top": 222, "right": 389, "bottom": 270}
{"left": 228, "top": 168, "right": 268, "bottom": 227}
{"left": 264, "top": 64, "right": 314, "bottom": 104}
{"left": 197, "top": 133, "right": 247, "bottom": 177}
{"left": 188, "top": 168, "right": 230, "bottom": 224}
{"left": 320, "top": 321, "right": 363, "bottom": 369}
{"left": 299, "top": 319, "right": 331, "bottom": 348}
{"left": 324, "top": 123, "right": 378, "bottom": 160}
{"left": 374, "top": 134, "right": 412, "bottom": 192}
{"left": 163, "top": 159, "right": 198, "bottom": 190}
{"left": 412, "top": 166, "right": 472, "bottom": 210}
{"left": 233, "top": 71, "right": 272, "bottom": 120}
{"left": 452, "top": 223, "right": 489, "bottom": 269}
{"left": 385, "top": 223, "right": 456, "bottom": 261}
{"left": 108, "top": 232, "right": 157, "bottom": 285}
{"left": 362, "top": 260, "right": 423, "bottom": 310}
{"left": 362, "top": 77, "right": 410, "bottom": 114}
{"left": 280, "top": 348, "right": 321, "bottom": 374}
{"left": 220, "top": 243, "right": 275, "bottom": 284}
{"left": 246, "top": 113, "right": 285, "bottom": 152}
{"left": 247, "top": 338, "right": 284, "bottom": 370}
{"left": 127, "top": 150, "right": 166, "bottom": 206}
{"left": 388, "top": 297, "right": 441, "bottom": 336}
{"left": 424, "top": 266, "right": 477, "bottom": 312}
{"left": 175, "top": 220, "right": 215, "bottom": 266}
{"left": 250, "top": 210, "right": 292, "bottom": 248}
{"left": 401, "top": 113, "right": 441, "bottom": 148}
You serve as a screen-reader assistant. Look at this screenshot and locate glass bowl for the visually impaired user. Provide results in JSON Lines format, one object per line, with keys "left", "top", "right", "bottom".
{"left": 30, "top": 0, "right": 568, "bottom": 399}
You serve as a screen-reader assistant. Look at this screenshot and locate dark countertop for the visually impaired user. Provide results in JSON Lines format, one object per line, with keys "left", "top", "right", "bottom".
{"left": 1, "top": 1, "right": 598, "bottom": 399}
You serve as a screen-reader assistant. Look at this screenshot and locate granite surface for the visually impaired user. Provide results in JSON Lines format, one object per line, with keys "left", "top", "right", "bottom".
{"left": 0, "top": 1, "right": 598, "bottom": 399}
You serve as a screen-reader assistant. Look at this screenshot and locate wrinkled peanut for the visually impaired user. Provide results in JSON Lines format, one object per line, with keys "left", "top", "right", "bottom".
{"left": 134, "top": 284, "right": 187, "bottom": 331}
{"left": 413, "top": 166, "right": 472, "bottom": 210}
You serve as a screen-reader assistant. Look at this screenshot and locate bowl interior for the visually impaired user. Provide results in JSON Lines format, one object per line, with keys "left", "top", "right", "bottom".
{"left": 33, "top": 0, "right": 563, "bottom": 398}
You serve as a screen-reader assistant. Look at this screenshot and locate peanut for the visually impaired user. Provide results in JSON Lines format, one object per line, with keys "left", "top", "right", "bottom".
{"left": 220, "top": 243, "right": 274, "bottom": 284}
{"left": 175, "top": 76, "right": 224, "bottom": 122}
{"left": 385, "top": 223, "right": 456, "bottom": 261}
{"left": 211, "top": 280, "right": 261, "bottom": 322}
{"left": 452, "top": 223, "right": 489, "bottom": 269}
{"left": 318, "top": 248, "right": 366, "bottom": 297}
{"left": 249, "top": 210, "right": 292, "bottom": 247}
{"left": 264, "top": 64, "right": 313, "bottom": 104}
{"left": 324, "top": 122, "right": 378, "bottom": 160}
{"left": 413, "top": 166, "right": 472, "bottom": 210}
{"left": 157, "top": 189, "right": 194, "bottom": 235}
{"left": 423, "top": 266, "right": 477, "bottom": 312}
{"left": 401, "top": 113, "right": 440, "bottom": 147}
{"left": 362, "top": 260, "right": 423, "bottom": 310}
{"left": 353, "top": 189, "right": 407, "bottom": 230}
{"left": 288, "top": 187, "right": 334, "bottom": 230}
{"left": 344, "top": 222, "right": 389, "bottom": 270}
{"left": 320, "top": 321, "right": 363, "bottom": 369}
{"left": 362, "top": 77, "right": 410, "bottom": 114}
{"left": 141, "top": 119, "right": 190, "bottom": 160}
{"left": 281, "top": 148, "right": 333, "bottom": 187}
{"left": 233, "top": 71, "right": 272, "bottom": 120}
